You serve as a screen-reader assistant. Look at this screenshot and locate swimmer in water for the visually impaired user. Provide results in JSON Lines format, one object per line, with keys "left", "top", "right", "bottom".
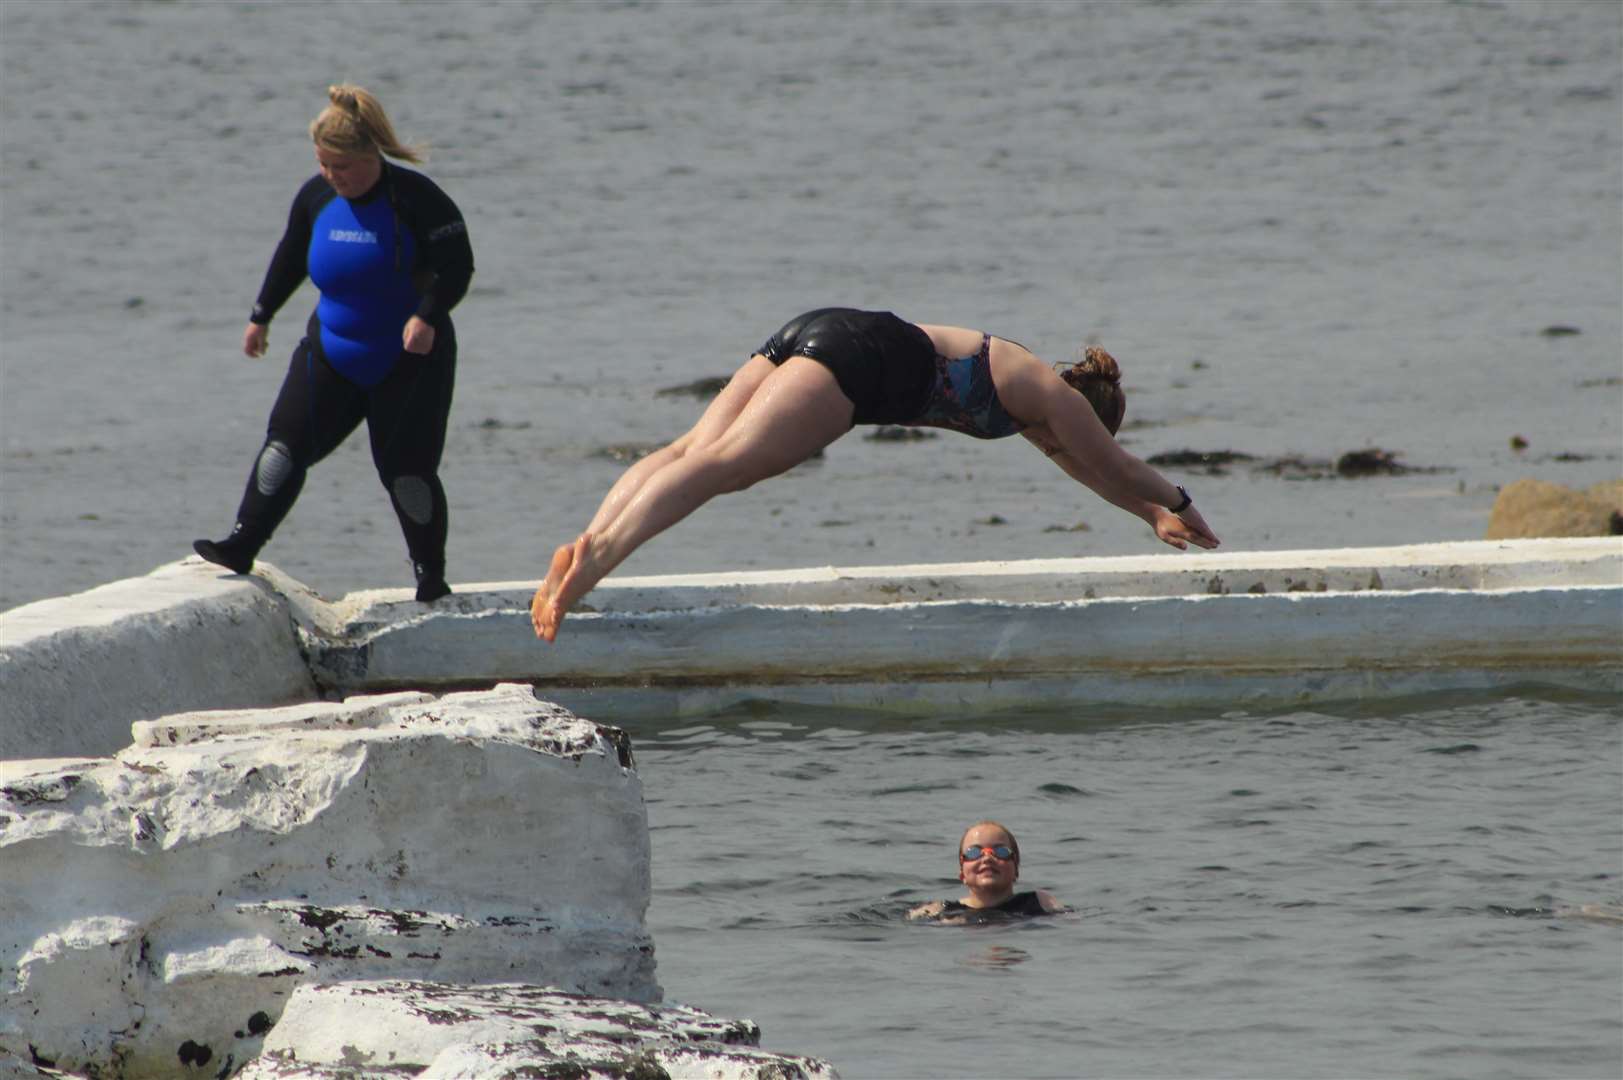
{"left": 531, "top": 308, "right": 1220, "bottom": 641}
{"left": 907, "top": 820, "right": 1065, "bottom": 921}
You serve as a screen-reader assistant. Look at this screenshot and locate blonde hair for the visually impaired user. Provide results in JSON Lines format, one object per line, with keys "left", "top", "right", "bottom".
{"left": 308, "top": 84, "right": 424, "bottom": 163}
{"left": 1056, "top": 344, "right": 1126, "bottom": 435}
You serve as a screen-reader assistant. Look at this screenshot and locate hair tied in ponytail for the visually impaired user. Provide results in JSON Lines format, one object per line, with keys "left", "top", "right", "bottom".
{"left": 309, "top": 84, "right": 425, "bottom": 164}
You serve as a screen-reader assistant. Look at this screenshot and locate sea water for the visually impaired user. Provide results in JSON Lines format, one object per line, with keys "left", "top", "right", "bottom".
{"left": 636, "top": 691, "right": 1621, "bottom": 1078}
{"left": 1, "top": 0, "right": 1619, "bottom": 610}
{"left": 2, "top": 3, "right": 1620, "bottom": 1077}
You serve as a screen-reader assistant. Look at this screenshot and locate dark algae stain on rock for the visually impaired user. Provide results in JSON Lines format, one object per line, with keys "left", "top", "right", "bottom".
{"left": 292, "top": 905, "right": 347, "bottom": 931}
{"left": 1, "top": 774, "right": 82, "bottom": 805}
{"left": 177, "top": 1039, "right": 212, "bottom": 1067}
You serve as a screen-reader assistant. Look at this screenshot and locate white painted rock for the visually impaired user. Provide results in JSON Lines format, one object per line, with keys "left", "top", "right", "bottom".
{"left": 0, "top": 684, "right": 654, "bottom": 1079}
{"left": 0, "top": 560, "right": 320, "bottom": 760}
{"left": 236, "top": 980, "right": 838, "bottom": 1079}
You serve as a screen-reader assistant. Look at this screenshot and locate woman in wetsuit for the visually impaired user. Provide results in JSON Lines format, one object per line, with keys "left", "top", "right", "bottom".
{"left": 531, "top": 307, "right": 1219, "bottom": 641}
{"left": 193, "top": 84, "right": 474, "bottom": 602}
{"left": 907, "top": 820, "right": 1065, "bottom": 921}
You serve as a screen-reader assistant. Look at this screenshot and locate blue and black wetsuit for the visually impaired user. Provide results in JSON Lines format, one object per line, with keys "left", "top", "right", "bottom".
{"left": 200, "top": 161, "right": 474, "bottom": 599}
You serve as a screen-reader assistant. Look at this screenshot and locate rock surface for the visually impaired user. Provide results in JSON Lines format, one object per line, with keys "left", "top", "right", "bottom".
{"left": 0, "top": 685, "right": 658, "bottom": 1078}
{"left": 0, "top": 561, "right": 319, "bottom": 760}
{"left": 1485, "top": 478, "right": 1623, "bottom": 539}
{"left": 235, "top": 980, "right": 837, "bottom": 1079}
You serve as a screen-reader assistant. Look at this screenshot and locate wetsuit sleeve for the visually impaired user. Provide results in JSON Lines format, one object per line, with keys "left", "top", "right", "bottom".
{"left": 249, "top": 178, "right": 320, "bottom": 325}
{"left": 396, "top": 170, "right": 474, "bottom": 322}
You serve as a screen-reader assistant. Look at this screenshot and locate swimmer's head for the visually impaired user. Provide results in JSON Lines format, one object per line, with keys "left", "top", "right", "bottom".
{"left": 958, "top": 820, "right": 1020, "bottom": 868}
{"left": 309, "top": 83, "right": 424, "bottom": 164}
{"left": 958, "top": 820, "right": 1021, "bottom": 896}
{"left": 1057, "top": 345, "right": 1125, "bottom": 435}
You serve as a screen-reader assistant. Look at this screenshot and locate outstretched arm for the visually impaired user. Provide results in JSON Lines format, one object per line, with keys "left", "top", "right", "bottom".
{"left": 1002, "top": 358, "right": 1219, "bottom": 549}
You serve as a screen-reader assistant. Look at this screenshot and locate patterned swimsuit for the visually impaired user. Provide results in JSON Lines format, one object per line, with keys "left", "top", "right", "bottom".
{"left": 906, "top": 333, "right": 1026, "bottom": 440}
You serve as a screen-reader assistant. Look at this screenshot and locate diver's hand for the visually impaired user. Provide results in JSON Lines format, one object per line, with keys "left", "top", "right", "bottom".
{"left": 1153, "top": 503, "right": 1220, "bottom": 550}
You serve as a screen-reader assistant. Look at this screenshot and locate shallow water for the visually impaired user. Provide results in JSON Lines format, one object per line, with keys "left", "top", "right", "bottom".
{"left": 635, "top": 690, "right": 1622, "bottom": 1078}
{"left": 1, "top": 0, "right": 1620, "bottom": 611}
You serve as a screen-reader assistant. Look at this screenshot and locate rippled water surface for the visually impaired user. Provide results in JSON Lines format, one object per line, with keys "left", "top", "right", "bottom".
{"left": 2, "top": 0, "right": 1619, "bottom": 610}
{"left": 635, "top": 691, "right": 1622, "bottom": 1078}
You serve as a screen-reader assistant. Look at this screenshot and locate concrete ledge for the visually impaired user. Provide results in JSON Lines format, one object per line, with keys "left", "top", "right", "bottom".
{"left": 0, "top": 561, "right": 319, "bottom": 760}
{"left": 313, "top": 539, "right": 1623, "bottom": 714}
{"left": 2, "top": 540, "right": 1618, "bottom": 745}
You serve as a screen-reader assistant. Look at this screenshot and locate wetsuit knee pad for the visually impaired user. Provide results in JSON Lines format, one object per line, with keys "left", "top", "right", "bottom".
{"left": 255, "top": 440, "right": 295, "bottom": 496}
{"left": 391, "top": 475, "right": 435, "bottom": 525}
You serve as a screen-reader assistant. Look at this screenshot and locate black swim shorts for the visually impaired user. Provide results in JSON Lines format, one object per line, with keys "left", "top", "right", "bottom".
{"left": 755, "top": 308, "right": 936, "bottom": 425}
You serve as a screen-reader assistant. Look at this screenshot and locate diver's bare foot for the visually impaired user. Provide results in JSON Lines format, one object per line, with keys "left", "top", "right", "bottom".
{"left": 539, "top": 533, "right": 604, "bottom": 643}
{"left": 530, "top": 542, "right": 576, "bottom": 638}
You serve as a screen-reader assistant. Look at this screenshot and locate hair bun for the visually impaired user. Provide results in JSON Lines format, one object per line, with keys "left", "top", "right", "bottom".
{"left": 1059, "top": 344, "right": 1127, "bottom": 435}
{"left": 1080, "top": 344, "right": 1121, "bottom": 384}
{"left": 327, "top": 84, "right": 360, "bottom": 111}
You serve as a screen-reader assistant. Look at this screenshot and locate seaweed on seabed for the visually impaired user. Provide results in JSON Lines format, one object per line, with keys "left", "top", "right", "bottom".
{"left": 1146, "top": 449, "right": 1257, "bottom": 474}
{"left": 1334, "top": 448, "right": 1420, "bottom": 476}
{"left": 591, "top": 443, "right": 663, "bottom": 463}
{"left": 1249, "top": 448, "right": 1452, "bottom": 479}
{"left": 655, "top": 376, "right": 731, "bottom": 398}
{"left": 865, "top": 425, "right": 937, "bottom": 441}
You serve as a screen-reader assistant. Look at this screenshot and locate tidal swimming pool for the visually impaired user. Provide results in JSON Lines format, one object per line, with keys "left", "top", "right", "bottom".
{"left": 633, "top": 690, "right": 1622, "bottom": 1079}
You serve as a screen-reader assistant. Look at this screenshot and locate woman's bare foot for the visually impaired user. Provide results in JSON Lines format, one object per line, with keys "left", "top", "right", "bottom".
{"left": 530, "top": 542, "right": 576, "bottom": 638}
{"left": 538, "top": 532, "right": 606, "bottom": 643}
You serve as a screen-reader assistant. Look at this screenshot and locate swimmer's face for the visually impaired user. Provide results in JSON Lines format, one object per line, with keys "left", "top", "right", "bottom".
{"left": 316, "top": 145, "right": 382, "bottom": 199}
{"left": 958, "top": 823, "right": 1018, "bottom": 892}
